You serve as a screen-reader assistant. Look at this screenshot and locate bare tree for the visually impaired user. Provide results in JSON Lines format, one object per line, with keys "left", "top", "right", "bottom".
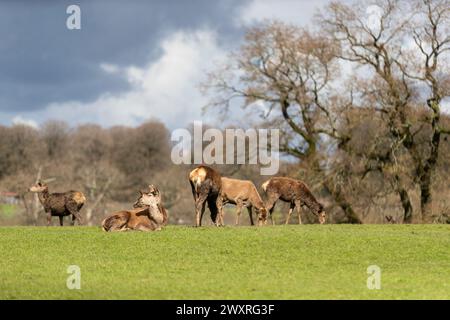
{"left": 70, "top": 125, "right": 117, "bottom": 225}
{"left": 203, "top": 21, "right": 361, "bottom": 223}
{"left": 40, "top": 121, "right": 70, "bottom": 160}
{"left": 320, "top": 0, "right": 450, "bottom": 222}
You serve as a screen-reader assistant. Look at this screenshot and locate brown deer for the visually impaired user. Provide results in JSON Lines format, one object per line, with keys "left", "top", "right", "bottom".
{"left": 28, "top": 180, "right": 85, "bottom": 226}
{"left": 218, "top": 177, "right": 267, "bottom": 226}
{"left": 189, "top": 165, "right": 223, "bottom": 227}
{"left": 133, "top": 185, "right": 168, "bottom": 226}
{"left": 262, "top": 177, "right": 326, "bottom": 225}
{"left": 102, "top": 185, "right": 167, "bottom": 232}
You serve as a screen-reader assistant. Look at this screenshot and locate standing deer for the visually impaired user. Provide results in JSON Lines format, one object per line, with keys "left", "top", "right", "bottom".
{"left": 188, "top": 165, "right": 223, "bottom": 227}
{"left": 28, "top": 180, "right": 85, "bottom": 226}
{"left": 262, "top": 177, "right": 326, "bottom": 225}
{"left": 218, "top": 177, "right": 267, "bottom": 226}
{"left": 102, "top": 185, "right": 167, "bottom": 232}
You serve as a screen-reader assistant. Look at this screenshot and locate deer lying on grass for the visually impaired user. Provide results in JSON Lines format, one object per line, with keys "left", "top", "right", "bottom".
{"left": 102, "top": 185, "right": 167, "bottom": 232}
{"left": 189, "top": 165, "right": 223, "bottom": 227}
{"left": 28, "top": 180, "right": 85, "bottom": 226}
{"left": 133, "top": 185, "right": 168, "bottom": 226}
{"left": 262, "top": 177, "right": 326, "bottom": 225}
{"left": 218, "top": 177, "right": 267, "bottom": 226}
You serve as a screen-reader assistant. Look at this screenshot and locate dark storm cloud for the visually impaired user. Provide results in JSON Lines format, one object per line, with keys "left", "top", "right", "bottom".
{"left": 0, "top": 0, "right": 245, "bottom": 113}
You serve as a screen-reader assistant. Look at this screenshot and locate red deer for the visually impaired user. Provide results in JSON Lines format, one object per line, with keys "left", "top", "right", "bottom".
{"left": 189, "top": 165, "right": 223, "bottom": 227}
{"left": 133, "top": 185, "right": 168, "bottom": 226}
{"left": 28, "top": 180, "right": 85, "bottom": 226}
{"left": 218, "top": 177, "right": 267, "bottom": 226}
{"left": 262, "top": 177, "right": 326, "bottom": 225}
{"left": 102, "top": 185, "right": 167, "bottom": 232}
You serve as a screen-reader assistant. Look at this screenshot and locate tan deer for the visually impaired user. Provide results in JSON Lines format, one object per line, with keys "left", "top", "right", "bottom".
{"left": 102, "top": 185, "right": 167, "bottom": 232}
{"left": 218, "top": 177, "right": 267, "bottom": 226}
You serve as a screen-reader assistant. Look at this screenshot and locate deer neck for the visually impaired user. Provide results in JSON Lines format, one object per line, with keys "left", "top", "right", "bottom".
{"left": 38, "top": 189, "right": 50, "bottom": 205}
{"left": 305, "top": 197, "right": 321, "bottom": 216}
{"left": 159, "top": 204, "right": 168, "bottom": 225}
{"left": 148, "top": 203, "right": 165, "bottom": 225}
{"left": 250, "top": 192, "right": 265, "bottom": 211}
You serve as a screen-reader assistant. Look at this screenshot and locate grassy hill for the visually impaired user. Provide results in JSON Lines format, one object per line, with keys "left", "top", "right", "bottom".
{"left": 0, "top": 225, "right": 449, "bottom": 299}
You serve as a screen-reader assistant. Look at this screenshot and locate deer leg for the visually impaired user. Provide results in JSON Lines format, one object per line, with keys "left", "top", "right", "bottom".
{"left": 295, "top": 200, "right": 302, "bottom": 225}
{"left": 285, "top": 202, "right": 295, "bottom": 225}
{"left": 67, "top": 201, "right": 83, "bottom": 225}
{"left": 200, "top": 201, "right": 206, "bottom": 227}
{"left": 195, "top": 193, "right": 208, "bottom": 227}
{"left": 134, "top": 223, "right": 154, "bottom": 232}
{"left": 265, "top": 194, "right": 279, "bottom": 226}
{"left": 71, "top": 214, "right": 76, "bottom": 226}
{"left": 59, "top": 216, "right": 64, "bottom": 226}
{"left": 208, "top": 196, "right": 221, "bottom": 226}
{"left": 235, "top": 202, "right": 243, "bottom": 226}
{"left": 215, "top": 196, "right": 224, "bottom": 227}
{"left": 46, "top": 212, "right": 52, "bottom": 226}
{"left": 189, "top": 181, "right": 197, "bottom": 202}
{"left": 247, "top": 206, "right": 254, "bottom": 226}
{"left": 113, "top": 223, "right": 129, "bottom": 232}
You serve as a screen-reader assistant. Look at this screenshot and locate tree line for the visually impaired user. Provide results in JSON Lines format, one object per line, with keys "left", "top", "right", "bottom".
{"left": 1, "top": 0, "right": 449, "bottom": 225}
{"left": 202, "top": 0, "right": 450, "bottom": 223}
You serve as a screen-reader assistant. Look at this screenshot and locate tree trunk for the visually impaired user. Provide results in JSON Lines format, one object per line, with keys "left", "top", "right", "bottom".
{"left": 393, "top": 174, "right": 413, "bottom": 223}
{"left": 323, "top": 181, "right": 362, "bottom": 224}
{"left": 84, "top": 175, "right": 115, "bottom": 226}
{"left": 85, "top": 208, "right": 94, "bottom": 226}
{"left": 398, "top": 187, "right": 413, "bottom": 224}
{"left": 419, "top": 100, "right": 441, "bottom": 223}
{"left": 419, "top": 169, "right": 434, "bottom": 223}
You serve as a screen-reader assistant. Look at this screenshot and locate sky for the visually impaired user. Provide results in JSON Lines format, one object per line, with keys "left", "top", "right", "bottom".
{"left": 0, "top": 0, "right": 331, "bottom": 129}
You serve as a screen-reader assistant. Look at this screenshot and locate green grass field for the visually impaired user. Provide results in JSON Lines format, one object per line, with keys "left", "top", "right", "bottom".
{"left": 0, "top": 225, "right": 449, "bottom": 300}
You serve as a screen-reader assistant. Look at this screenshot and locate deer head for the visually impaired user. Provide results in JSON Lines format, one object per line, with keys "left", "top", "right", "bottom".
{"left": 28, "top": 180, "right": 48, "bottom": 193}
{"left": 317, "top": 203, "right": 326, "bottom": 224}
{"left": 28, "top": 178, "right": 56, "bottom": 193}
{"left": 147, "top": 185, "right": 161, "bottom": 199}
{"left": 256, "top": 207, "right": 268, "bottom": 226}
{"left": 318, "top": 211, "right": 326, "bottom": 224}
{"left": 133, "top": 185, "right": 161, "bottom": 208}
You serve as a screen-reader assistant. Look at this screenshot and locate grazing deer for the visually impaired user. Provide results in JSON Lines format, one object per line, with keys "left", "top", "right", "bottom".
{"left": 28, "top": 180, "right": 85, "bottom": 226}
{"left": 262, "top": 177, "right": 326, "bottom": 225}
{"left": 218, "top": 177, "right": 267, "bottom": 226}
{"left": 102, "top": 185, "right": 167, "bottom": 232}
{"left": 188, "top": 165, "right": 223, "bottom": 227}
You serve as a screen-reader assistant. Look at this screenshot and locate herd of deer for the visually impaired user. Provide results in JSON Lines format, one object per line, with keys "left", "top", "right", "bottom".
{"left": 27, "top": 165, "right": 326, "bottom": 231}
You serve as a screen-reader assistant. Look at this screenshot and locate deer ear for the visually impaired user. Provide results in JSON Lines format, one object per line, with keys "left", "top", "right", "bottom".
{"left": 139, "top": 190, "right": 143, "bottom": 195}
